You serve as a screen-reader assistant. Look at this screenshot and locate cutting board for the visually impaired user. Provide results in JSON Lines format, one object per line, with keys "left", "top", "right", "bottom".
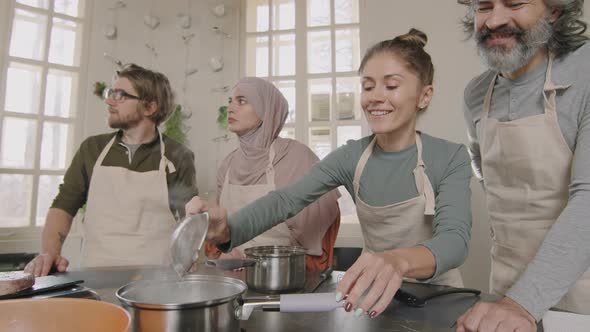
{"left": 0, "top": 275, "right": 84, "bottom": 300}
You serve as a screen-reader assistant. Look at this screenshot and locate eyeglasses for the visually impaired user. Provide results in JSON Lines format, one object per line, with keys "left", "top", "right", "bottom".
{"left": 103, "top": 88, "right": 140, "bottom": 102}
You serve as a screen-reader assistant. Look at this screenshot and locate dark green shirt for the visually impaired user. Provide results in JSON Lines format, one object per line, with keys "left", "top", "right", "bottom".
{"left": 51, "top": 130, "right": 198, "bottom": 219}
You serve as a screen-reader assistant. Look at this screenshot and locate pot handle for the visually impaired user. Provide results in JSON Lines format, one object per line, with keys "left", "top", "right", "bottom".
{"left": 206, "top": 258, "right": 257, "bottom": 270}
{"left": 280, "top": 292, "right": 342, "bottom": 313}
{"left": 238, "top": 296, "right": 281, "bottom": 320}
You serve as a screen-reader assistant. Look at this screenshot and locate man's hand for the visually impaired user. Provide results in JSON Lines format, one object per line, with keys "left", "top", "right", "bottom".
{"left": 456, "top": 297, "right": 536, "bottom": 332}
{"left": 24, "top": 253, "right": 69, "bottom": 277}
{"left": 185, "top": 196, "right": 230, "bottom": 245}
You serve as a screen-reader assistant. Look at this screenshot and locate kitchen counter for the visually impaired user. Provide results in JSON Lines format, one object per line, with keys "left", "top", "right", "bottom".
{"left": 56, "top": 266, "right": 541, "bottom": 332}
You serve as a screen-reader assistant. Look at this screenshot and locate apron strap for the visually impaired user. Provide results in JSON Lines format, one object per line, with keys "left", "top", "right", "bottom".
{"left": 479, "top": 72, "right": 498, "bottom": 154}
{"left": 157, "top": 130, "right": 175, "bottom": 174}
{"left": 353, "top": 136, "right": 377, "bottom": 201}
{"left": 265, "top": 141, "right": 276, "bottom": 187}
{"left": 543, "top": 53, "right": 571, "bottom": 121}
{"left": 353, "top": 134, "right": 435, "bottom": 215}
{"left": 414, "top": 133, "right": 435, "bottom": 215}
{"left": 93, "top": 134, "right": 117, "bottom": 172}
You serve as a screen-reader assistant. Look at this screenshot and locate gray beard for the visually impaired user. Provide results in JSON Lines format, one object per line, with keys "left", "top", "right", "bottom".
{"left": 476, "top": 18, "right": 553, "bottom": 73}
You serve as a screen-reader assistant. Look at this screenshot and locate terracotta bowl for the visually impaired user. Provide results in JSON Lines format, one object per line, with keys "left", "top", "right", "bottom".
{"left": 0, "top": 298, "right": 131, "bottom": 332}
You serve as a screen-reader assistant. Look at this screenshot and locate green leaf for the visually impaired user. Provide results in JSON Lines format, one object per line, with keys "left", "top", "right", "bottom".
{"left": 93, "top": 81, "right": 106, "bottom": 99}
{"left": 162, "top": 104, "right": 188, "bottom": 144}
{"left": 217, "top": 105, "right": 228, "bottom": 129}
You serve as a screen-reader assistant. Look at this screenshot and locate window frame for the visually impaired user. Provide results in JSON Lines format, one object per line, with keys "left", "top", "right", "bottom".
{"left": 0, "top": 0, "right": 90, "bottom": 238}
{"left": 240, "top": 0, "right": 367, "bottom": 229}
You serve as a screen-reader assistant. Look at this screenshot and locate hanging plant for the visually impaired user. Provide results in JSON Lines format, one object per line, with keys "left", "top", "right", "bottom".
{"left": 217, "top": 105, "right": 228, "bottom": 129}
{"left": 93, "top": 81, "right": 107, "bottom": 98}
{"left": 162, "top": 104, "right": 189, "bottom": 144}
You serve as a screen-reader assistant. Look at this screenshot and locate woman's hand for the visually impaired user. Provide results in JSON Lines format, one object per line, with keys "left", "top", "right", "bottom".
{"left": 335, "top": 251, "right": 410, "bottom": 318}
{"left": 219, "top": 249, "right": 246, "bottom": 259}
{"left": 185, "top": 196, "right": 209, "bottom": 215}
{"left": 185, "top": 196, "right": 231, "bottom": 245}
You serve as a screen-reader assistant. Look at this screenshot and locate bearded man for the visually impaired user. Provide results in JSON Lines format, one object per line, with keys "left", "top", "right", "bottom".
{"left": 25, "top": 64, "right": 198, "bottom": 276}
{"left": 455, "top": 1, "right": 589, "bottom": 331}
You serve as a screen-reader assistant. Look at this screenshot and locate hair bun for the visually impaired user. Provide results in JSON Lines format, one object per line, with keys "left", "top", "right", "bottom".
{"left": 396, "top": 28, "right": 428, "bottom": 48}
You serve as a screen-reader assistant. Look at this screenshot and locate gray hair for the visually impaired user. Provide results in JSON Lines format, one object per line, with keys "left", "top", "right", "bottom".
{"left": 457, "top": 0, "right": 588, "bottom": 57}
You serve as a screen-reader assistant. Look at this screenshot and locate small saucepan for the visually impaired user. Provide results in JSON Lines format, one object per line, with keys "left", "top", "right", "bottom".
{"left": 206, "top": 245, "right": 305, "bottom": 293}
{"left": 116, "top": 274, "right": 340, "bottom": 332}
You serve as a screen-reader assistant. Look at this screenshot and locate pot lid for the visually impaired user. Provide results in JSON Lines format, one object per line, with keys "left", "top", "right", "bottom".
{"left": 116, "top": 275, "right": 246, "bottom": 309}
{"left": 170, "top": 212, "right": 209, "bottom": 277}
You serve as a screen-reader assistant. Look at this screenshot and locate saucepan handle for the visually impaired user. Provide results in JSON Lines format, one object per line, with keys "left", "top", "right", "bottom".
{"left": 206, "top": 258, "right": 257, "bottom": 270}
{"left": 279, "top": 292, "right": 341, "bottom": 312}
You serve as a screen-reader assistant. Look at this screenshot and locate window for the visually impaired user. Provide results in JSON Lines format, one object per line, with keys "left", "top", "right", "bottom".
{"left": 0, "top": 0, "right": 87, "bottom": 230}
{"left": 242, "top": 0, "right": 364, "bottom": 220}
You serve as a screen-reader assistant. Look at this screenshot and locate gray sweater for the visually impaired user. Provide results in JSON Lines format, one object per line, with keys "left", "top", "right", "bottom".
{"left": 463, "top": 42, "right": 590, "bottom": 320}
{"left": 223, "top": 133, "right": 472, "bottom": 281}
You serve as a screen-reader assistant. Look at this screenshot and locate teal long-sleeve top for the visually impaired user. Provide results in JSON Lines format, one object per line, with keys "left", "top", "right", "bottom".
{"left": 222, "top": 132, "right": 472, "bottom": 279}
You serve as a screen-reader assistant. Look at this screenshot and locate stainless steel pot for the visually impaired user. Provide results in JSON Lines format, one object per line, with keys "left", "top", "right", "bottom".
{"left": 115, "top": 274, "right": 340, "bottom": 332}
{"left": 116, "top": 275, "right": 244, "bottom": 332}
{"left": 207, "top": 245, "right": 306, "bottom": 293}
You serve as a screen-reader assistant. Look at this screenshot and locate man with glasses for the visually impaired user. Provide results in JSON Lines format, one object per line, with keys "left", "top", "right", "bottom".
{"left": 456, "top": 0, "right": 589, "bottom": 331}
{"left": 25, "top": 64, "right": 198, "bottom": 276}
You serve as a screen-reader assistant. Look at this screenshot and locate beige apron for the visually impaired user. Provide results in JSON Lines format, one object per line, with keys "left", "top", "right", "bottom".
{"left": 353, "top": 133, "right": 463, "bottom": 287}
{"left": 481, "top": 54, "right": 590, "bottom": 313}
{"left": 80, "top": 132, "right": 177, "bottom": 267}
{"left": 220, "top": 143, "right": 295, "bottom": 253}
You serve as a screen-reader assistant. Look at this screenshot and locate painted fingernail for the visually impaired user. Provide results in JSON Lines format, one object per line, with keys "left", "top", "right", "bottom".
{"left": 369, "top": 311, "right": 377, "bottom": 318}
{"left": 354, "top": 308, "right": 363, "bottom": 317}
{"left": 335, "top": 292, "right": 343, "bottom": 302}
{"left": 345, "top": 302, "right": 353, "bottom": 312}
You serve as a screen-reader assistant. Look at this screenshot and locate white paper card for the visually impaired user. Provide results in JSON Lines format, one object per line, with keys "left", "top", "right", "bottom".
{"left": 543, "top": 310, "right": 590, "bottom": 332}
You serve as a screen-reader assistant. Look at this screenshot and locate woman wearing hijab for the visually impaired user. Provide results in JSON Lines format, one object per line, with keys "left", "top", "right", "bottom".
{"left": 189, "top": 29, "right": 472, "bottom": 318}
{"left": 204, "top": 77, "right": 341, "bottom": 271}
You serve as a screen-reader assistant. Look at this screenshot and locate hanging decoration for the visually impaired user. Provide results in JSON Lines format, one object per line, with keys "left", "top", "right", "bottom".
{"left": 182, "top": 32, "right": 195, "bottom": 43}
{"left": 212, "top": 26, "right": 231, "bottom": 39}
{"left": 209, "top": 56, "right": 224, "bottom": 72}
{"left": 211, "top": 85, "right": 230, "bottom": 93}
{"left": 103, "top": 24, "right": 117, "bottom": 39}
{"left": 103, "top": 52, "right": 123, "bottom": 68}
{"left": 177, "top": 14, "right": 191, "bottom": 29}
{"left": 143, "top": 14, "right": 160, "bottom": 30}
{"left": 212, "top": 4, "right": 226, "bottom": 17}
{"left": 108, "top": 0, "right": 126, "bottom": 10}
{"left": 160, "top": 0, "right": 194, "bottom": 143}
{"left": 145, "top": 43, "right": 158, "bottom": 57}
{"left": 104, "top": 0, "right": 125, "bottom": 40}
